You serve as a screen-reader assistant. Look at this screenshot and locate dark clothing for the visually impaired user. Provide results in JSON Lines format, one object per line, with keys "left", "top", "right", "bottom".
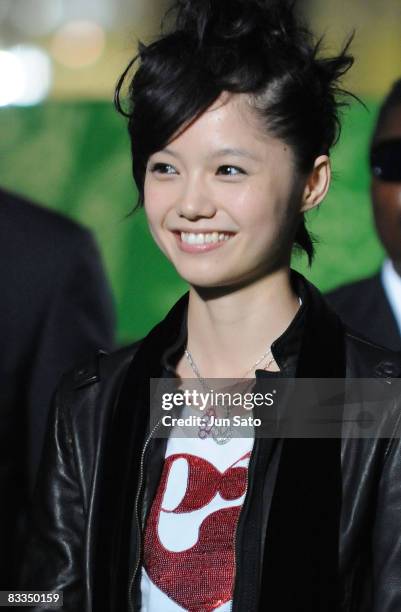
{"left": 0, "top": 188, "right": 115, "bottom": 588}
{"left": 325, "top": 272, "right": 401, "bottom": 351}
{"left": 21, "top": 272, "right": 401, "bottom": 611}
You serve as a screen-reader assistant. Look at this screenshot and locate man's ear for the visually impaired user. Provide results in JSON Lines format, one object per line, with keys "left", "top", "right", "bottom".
{"left": 300, "top": 155, "right": 331, "bottom": 213}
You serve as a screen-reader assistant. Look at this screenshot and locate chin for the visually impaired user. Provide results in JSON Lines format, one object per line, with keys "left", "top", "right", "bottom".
{"left": 175, "top": 267, "right": 232, "bottom": 288}
{"left": 179, "top": 273, "right": 230, "bottom": 288}
{"left": 175, "top": 266, "right": 255, "bottom": 291}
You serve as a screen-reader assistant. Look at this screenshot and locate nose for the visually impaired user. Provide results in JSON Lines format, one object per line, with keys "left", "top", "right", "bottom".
{"left": 176, "top": 176, "right": 217, "bottom": 221}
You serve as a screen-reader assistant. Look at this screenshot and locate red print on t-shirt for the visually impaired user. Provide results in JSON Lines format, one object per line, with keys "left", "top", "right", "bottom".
{"left": 143, "top": 452, "right": 250, "bottom": 611}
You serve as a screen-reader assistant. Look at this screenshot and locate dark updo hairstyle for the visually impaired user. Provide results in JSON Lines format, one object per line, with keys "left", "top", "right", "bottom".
{"left": 115, "top": 0, "right": 355, "bottom": 264}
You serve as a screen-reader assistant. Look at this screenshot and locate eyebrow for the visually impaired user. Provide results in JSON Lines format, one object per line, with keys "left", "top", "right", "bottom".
{"left": 211, "top": 147, "right": 260, "bottom": 161}
{"left": 161, "top": 146, "right": 260, "bottom": 162}
{"left": 162, "top": 148, "right": 181, "bottom": 159}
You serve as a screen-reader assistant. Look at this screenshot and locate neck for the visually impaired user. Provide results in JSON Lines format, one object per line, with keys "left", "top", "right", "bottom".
{"left": 184, "top": 267, "right": 300, "bottom": 378}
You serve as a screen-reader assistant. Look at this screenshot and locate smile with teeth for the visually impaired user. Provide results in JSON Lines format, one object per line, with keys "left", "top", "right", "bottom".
{"left": 180, "top": 232, "right": 232, "bottom": 245}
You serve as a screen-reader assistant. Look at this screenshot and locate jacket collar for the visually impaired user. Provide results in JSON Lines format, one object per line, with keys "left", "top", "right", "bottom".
{"left": 93, "top": 292, "right": 192, "bottom": 610}
{"left": 260, "top": 272, "right": 346, "bottom": 610}
{"left": 292, "top": 269, "right": 346, "bottom": 377}
{"left": 94, "top": 270, "right": 346, "bottom": 609}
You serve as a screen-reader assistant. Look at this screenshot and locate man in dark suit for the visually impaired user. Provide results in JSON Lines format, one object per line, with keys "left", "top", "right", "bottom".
{"left": 0, "top": 187, "right": 115, "bottom": 587}
{"left": 326, "top": 79, "right": 401, "bottom": 351}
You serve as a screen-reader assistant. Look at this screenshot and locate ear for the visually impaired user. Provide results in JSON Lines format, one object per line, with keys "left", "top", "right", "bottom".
{"left": 300, "top": 155, "right": 331, "bottom": 213}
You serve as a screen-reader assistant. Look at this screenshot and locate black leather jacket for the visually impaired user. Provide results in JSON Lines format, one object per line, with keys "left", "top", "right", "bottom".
{"left": 21, "top": 274, "right": 401, "bottom": 611}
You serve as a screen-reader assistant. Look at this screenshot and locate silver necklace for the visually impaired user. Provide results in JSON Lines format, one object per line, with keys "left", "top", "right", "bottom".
{"left": 185, "top": 345, "right": 275, "bottom": 381}
{"left": 184, "top": 346, "right": 275, "bottom": 444}
{"left": 184, "top": 296, "right": 302, "bottom": 444}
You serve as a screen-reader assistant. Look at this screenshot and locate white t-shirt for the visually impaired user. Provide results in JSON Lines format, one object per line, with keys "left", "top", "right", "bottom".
{"left": 140, "top": 409, "right": 254, "bottom": 612}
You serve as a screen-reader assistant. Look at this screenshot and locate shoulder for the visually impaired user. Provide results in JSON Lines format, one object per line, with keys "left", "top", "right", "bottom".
{"left": 325, "top": 274, "right": 381, "bottom": 308}
{"left": 0, "top": 188, "right": 93, "bottom": 254}
{"left": 49, "top": 342, "right": 143, "bottom": 442}
{"left": 344, "top": 328, "right": 401, "bottom": 378}
{"left": 60, "top": 341, "right": 143, "bottom": 392}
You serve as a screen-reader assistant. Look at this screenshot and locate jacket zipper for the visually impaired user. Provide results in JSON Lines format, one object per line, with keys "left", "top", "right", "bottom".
{"left": 127, "top": 417, "right": 163, "bottom": 612}
{"left": 229, "top": 438, "right": 254, "bottom": 612}
{"left": 230, "top": 475, "right": 250, "bottom": 612}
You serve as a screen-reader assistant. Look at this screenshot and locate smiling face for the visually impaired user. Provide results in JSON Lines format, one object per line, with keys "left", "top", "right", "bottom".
{"left": 371, "top": 103, "right": 401, "bottom": 268}
{"left": 144, "top": 93, "right": 310, "bottom": 289}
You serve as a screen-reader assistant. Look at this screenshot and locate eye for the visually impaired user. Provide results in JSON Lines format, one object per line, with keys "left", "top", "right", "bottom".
{"left": 149, "top": 162, "right": 178, "bottom": 175}
{"left": 216, "top": 165, "right": 246, "bottom": 176}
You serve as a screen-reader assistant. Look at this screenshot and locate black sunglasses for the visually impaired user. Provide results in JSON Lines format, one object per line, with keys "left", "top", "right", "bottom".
{"left": 370, "top": 139, "right": 401, "bottom": 182}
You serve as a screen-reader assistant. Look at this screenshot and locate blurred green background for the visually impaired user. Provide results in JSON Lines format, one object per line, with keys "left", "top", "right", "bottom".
{"left": 1, "top": 0, "right": 400, "bottom": 344}
{"left": 0, "top": 98, "right": 384, "bottom": 343}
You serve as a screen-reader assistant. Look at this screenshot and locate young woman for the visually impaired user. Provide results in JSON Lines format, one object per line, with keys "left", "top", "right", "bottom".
{"left": 21, "top": 1, "right": 401, "bottom": 611}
